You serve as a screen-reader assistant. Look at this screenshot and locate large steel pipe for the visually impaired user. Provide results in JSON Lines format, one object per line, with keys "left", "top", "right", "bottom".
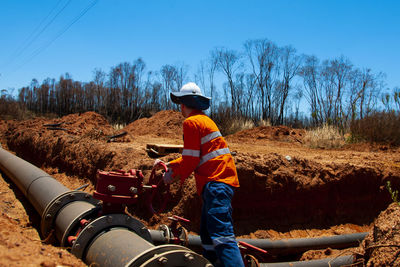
{"left": 0, "top": 148, "right": 99, "bottom": 241}
{"left": 0, "top": 148, "right": 69, "bottom": 215}
{"left": 150, "top": 229, "right": 366, "bottom": 256}
{"left": 259, "top": 255, "right": 355, "bottom": 266}
{"left": 0, "top": 148, "right": 212, "bottom": 267}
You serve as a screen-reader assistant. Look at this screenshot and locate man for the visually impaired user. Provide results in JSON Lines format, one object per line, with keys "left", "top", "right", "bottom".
{"left": 157, "top": 82, "right": 244, "bottom": 267}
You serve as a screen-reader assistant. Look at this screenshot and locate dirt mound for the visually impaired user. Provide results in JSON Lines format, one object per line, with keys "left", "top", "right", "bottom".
{"left": 0, "top": 214, "right": 86, "bottom": 267}
{"left": 5, "top": 112, "right": 115, "bottom": 138}
{"left": 227, "top": 125, "right": 305, "bottom": 143}
{"left": 123, "top": 110, "right": 184, "bottom": 139}
{"left": 0, "top": 171, "right": 87, "bottom": 267}
{"left": 2, "top": 111, "right": 400, "bottom": 265}
{"left": 50, "top": 111, "right": 115, "bottom": 136}
{"left": 358, "top": 202, "right": 400, "bottom": 266}
{"left": 4, "top": 112, "right": 128, "bottom": 179}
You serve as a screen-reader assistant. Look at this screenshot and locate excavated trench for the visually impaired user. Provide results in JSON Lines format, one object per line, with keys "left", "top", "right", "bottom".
{"left": 1, "top": 111, "right": 400, "bottom": 265}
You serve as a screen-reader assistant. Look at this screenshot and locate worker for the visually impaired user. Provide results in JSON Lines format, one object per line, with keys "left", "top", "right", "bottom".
{"left": 155, "top": 82, "right": 244, "bottom": 267}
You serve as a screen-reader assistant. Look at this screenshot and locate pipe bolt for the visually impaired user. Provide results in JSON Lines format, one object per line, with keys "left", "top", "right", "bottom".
{"left": 45, "top": 214, "right": 52, "bottom": 220}
{"left": 184, "top": 252, "right": 194, "bottom": 261}
{"left": 106, "top": 216, "right": 113, "bottom": 223}
{"left": 157, "top": 257, "right": 168, "bottom": 265}
{"left": 107, "top": 185, "right": 116, "bottom": 192}
{"left": 205, "top": 264, "right": 213, "bottom": 267}
{"left": 129, "top": 187, "right": 138, "bottom": 194}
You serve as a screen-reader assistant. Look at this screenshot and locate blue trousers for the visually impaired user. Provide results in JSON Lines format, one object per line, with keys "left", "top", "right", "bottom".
{"left": 200, "top": 182, "right": 244, "bottom": 267}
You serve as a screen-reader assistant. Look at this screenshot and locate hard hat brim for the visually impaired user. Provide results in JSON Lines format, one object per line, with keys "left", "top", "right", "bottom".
{"left": 170, "top": 92, "right": 211, "bottom": 110}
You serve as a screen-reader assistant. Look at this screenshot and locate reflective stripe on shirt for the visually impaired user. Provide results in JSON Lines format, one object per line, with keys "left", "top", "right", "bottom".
{"left": 182, "top": 149, "right": 200, "bottom": 157}
{"left": 198, "top": 147, "right": 230, "bottom": 167}
{"left": 201, "top": 131, "right": 222, "bottom": 145}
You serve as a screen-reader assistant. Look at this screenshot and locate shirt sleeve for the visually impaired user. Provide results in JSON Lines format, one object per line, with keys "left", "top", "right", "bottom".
{"left": 168, "top": 119, "right": 201, "bottom": 184}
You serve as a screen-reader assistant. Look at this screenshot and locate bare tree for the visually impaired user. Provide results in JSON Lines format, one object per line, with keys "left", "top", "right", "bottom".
{"left": 93, "top": 68, "right": 107, "bottom": 114}
{"left": 212, "top": 47, "right": 242, "bottom": 114}
{"left": 195, "top": 55, "right": 218, "bottom": 115}
{"left": 299, "top": 55, "right": 323, "bottom": 125}
{"left": 173, "top": 62, "right": 188, "bottom": 91}
{"left": 160, "top": 65, "right": 178, "bottom": 109}
{"left": 244, "top": 39, "right": 279, "bottom": 121}
{"left": 275, "top": 46, "right": 302, "bottom": 125}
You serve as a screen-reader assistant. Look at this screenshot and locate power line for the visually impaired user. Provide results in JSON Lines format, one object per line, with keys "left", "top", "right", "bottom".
{"left": 13, "top": 0, "right": 98, "bottom": 72}
{"left": 1, "top": 0, "right": 71, "bottom": 70}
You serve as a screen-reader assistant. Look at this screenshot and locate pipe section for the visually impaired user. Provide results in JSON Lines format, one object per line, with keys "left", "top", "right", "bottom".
{"left": 0, "top": 148, "right": 69, "bottom": 215}
{"left": 0, "top": 148, "right": 212, "bottom": 267}
{"left": 259, "top": 255, "right": 355, "bottom": 266}
{"left": 150, "top": 229, "right": 366, "bottom": 256}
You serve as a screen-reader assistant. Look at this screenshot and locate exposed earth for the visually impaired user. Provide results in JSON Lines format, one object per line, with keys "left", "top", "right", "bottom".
{"left": 0, "top": 110, "right": 400, "bottom": 266}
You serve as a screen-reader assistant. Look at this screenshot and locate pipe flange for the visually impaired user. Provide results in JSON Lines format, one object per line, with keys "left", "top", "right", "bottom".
{"left": 60, "top": 205, "right": 101, "bottom": 247}
{"left": 71, "top": 213, "right": 152, "bottom": 259}
{"left": 126, "top": 244, "right": 212, "bottom": 267}
{"left": 41, "top": 190, "right": 100, "bottom": 240}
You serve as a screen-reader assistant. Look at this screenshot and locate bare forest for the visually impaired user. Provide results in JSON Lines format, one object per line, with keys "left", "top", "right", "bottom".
{"left": 1, "top": 38, "right": 400, "bottom": 266}
{"left": 1, "top": 39, "right": 399, "bottom": 136}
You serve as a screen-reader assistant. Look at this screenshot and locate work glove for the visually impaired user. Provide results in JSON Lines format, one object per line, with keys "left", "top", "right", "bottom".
{"left": 163, "top": 168, "right": 173, "bottom": 184}
{"left": 153, "top": 159, "right": 164, "bottom": 166}
{"left": 153, "top": 159, "right": 166, "bottom": 169}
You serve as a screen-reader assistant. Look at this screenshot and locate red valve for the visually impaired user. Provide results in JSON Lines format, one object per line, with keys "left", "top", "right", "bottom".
{"left": 93, "top": 169, "right": 145, "bottom": 214}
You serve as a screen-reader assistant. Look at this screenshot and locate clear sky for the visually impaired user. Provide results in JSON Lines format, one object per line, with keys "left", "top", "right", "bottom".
{"left": 0, "top": 0, "right": 399, "bottom": 96}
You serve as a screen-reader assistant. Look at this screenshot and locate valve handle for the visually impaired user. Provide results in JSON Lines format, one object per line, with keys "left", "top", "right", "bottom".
{"left": 168, "top": 215, "right": 190, "bottom": 223}
{"left": 146, "top": 161, "right": 170, "bottom": 215}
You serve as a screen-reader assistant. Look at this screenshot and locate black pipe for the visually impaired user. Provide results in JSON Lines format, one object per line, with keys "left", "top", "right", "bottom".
{"left": 259, "top": 255, "right": 354, "bottom": 266}
{"left": 149, "top": 229, "right": 366, "bottom": 256}
{"left": 0, "top": 148, "right": 70, "bottom": 215}
{"left": 0, "top": 148, "right": 212, "bottom": 267}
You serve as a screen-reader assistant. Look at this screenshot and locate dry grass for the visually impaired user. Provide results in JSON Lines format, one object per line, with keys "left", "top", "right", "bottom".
{"left": 222, "top": 117, "right": 256, "bottom": 136}
{"left": 112, "top": 123, "right": 126, "bottom": 131}
{"left": 304, "top": 124, "right": 345, "bottom": 149}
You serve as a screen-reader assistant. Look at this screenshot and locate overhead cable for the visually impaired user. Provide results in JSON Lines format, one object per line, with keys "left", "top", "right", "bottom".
{"left": 13, "top": 0, "right": 98, "bottom": 72}
{"left": 1, "top": 0, "right": 71, "bottom": 70}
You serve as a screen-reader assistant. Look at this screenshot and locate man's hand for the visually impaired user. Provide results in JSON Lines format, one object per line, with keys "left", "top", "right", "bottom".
{"left": 153, "top": 159, "right": 166, "bottom": 169}
{"left": 163, "top": 168, "right": 173, "bottom": 184}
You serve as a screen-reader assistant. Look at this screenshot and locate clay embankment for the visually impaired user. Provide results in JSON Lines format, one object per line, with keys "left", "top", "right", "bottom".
{"left": 1, "top": 110, "right": 400, "bottom": 266}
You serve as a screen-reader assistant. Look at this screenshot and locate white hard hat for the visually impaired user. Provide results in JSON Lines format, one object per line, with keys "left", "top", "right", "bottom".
{"left": 170, "top": 82, "right": 211, "bottom": 110}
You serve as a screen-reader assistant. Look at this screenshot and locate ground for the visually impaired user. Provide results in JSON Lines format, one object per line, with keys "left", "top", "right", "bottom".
{"left": 0, "top": 111, "right": 399, "bottom": 266}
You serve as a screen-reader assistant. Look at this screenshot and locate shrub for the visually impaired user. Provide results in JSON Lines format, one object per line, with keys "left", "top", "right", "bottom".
{"left": 386, "top": 181, "right": 399, "bottom": 205}
{"left": 0, "top": 97, "right": 34, "bottom": 120}
{"left": 304, "top": 124, "right": 345, "bottom": 149}
{"left": 350, "top": 112, "right": 400, "bottom": 146}
{"left": 212, "top": 107, "right": 256, "bottom": 136}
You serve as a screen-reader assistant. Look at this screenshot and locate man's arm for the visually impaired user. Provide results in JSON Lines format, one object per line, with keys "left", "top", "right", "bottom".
{"left": 168, "top": 119, "right": 201, "bottom": 184}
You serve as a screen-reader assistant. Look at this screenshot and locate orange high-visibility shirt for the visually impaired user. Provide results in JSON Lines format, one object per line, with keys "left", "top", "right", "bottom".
{"left": 168, "top": 110, "right": 239, "bottom": 195}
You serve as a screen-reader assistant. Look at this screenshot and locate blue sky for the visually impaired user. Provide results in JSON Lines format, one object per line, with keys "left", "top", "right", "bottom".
{"left": 0, "top": 0, "right": 399, "bottom": 96}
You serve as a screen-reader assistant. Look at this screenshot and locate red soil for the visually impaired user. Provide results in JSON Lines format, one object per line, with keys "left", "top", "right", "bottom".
{"left": 0, "top": 110, "right": 399, "bottom": 266}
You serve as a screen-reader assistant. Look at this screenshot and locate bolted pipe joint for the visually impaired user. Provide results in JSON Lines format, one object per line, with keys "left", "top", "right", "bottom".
{"left": 125, "top": 244, "right": 212, "bottom": 267}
